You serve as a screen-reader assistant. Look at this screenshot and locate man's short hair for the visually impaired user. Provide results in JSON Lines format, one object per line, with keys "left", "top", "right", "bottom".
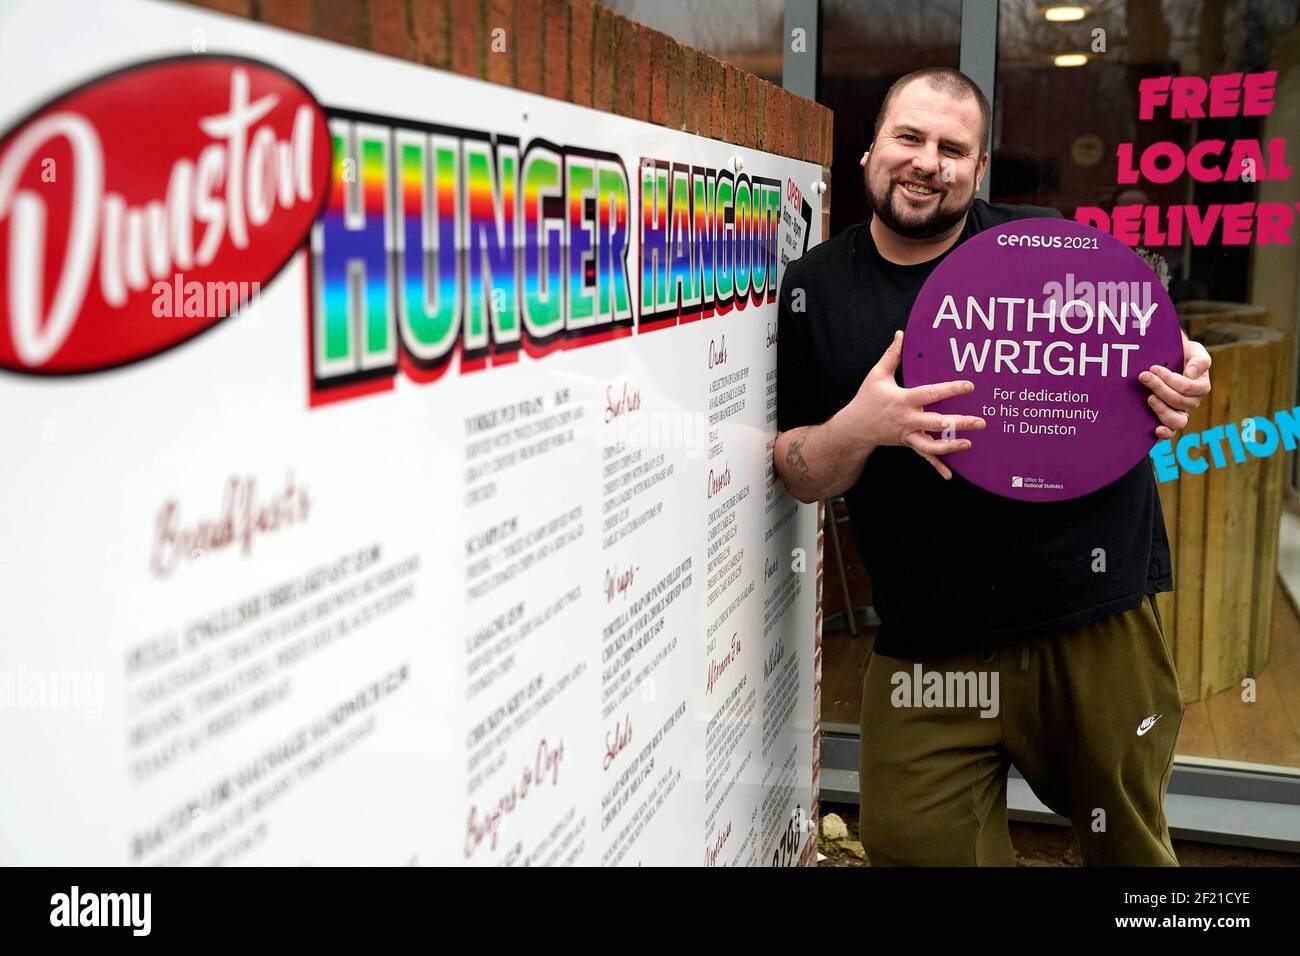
{"left": 871, "top": 67, "right": 991, "bottom": 154}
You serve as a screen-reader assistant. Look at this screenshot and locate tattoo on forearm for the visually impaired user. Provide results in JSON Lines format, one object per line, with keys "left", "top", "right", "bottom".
{"left": 786, "top": 436, "right": 812, "bottom": 485}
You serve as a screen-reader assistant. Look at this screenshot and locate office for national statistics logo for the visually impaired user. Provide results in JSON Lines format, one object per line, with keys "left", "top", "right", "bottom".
{"left": 1008, "top": 475, "right": 1064, "bottom": 491}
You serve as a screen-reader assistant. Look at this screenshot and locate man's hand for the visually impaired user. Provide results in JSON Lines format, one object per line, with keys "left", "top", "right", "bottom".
{"left": 1140, "top": 331, "right": 1212, "bottom": 441}
{"left": 840, "top": 329, "right": 986, "bottom": 479}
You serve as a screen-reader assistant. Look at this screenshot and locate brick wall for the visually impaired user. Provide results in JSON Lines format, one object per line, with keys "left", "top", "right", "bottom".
{"left": 178, "top": 0, "right": 834, "bottom": 239}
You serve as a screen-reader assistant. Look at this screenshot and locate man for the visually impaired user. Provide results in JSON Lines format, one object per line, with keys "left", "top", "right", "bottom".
{"left": 773, "top": 67, "right": 1212, "bottom": 866}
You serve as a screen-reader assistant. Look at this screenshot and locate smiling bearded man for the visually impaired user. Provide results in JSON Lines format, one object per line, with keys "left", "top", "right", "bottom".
{"left": 862, "top": 75, "right": 977, "bottom": 242}
{"left": 773, "top": 67, "right": 1213, "bottom": 867}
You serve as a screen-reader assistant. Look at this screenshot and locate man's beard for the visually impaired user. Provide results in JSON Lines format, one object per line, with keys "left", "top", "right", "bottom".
{"left": 866, "top": 169, "right": 972, "bottom": 240}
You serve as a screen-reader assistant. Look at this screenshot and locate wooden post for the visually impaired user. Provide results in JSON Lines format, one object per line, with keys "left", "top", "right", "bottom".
{"left": 1168, "top": 322, "right": 1288, "bottom": 700}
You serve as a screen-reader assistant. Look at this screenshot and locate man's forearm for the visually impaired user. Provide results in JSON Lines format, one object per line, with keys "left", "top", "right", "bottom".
{"left": 773, "top": 409, "right": 874, "bottom": 503}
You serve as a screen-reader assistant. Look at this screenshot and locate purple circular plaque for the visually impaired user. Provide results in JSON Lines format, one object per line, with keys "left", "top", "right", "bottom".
{"left": 902, "top": 218, "right": 1182, "bottom": 502}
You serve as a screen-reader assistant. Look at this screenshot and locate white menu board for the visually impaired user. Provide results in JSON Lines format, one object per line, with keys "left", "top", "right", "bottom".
{"left": 0, "top": 0, "right": 821, "bottom": 866}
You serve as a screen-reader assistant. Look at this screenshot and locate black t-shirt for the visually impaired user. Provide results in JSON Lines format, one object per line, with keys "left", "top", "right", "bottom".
{"left": 776, "top": 199, "right": 1173, "bottom": 659}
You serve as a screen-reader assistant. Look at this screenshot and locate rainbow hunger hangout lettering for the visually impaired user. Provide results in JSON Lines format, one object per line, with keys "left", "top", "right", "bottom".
{"left": 311, "top": 107, "right": 784, "bottom": 406}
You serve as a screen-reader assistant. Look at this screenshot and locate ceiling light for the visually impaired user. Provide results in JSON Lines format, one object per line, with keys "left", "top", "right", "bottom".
{"left": 1044, "top": 5, "right": 1087, "bottom": 21}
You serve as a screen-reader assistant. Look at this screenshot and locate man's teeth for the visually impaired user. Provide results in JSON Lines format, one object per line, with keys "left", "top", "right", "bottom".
{"left": 901, "top": 182, "right": 936, "bottom": 195}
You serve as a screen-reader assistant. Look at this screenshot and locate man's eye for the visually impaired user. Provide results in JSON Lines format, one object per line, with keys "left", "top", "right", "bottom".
{"left": 901, "top": 134, "right": 919, "bottom": 143}
{"left": 943, "top": 146, "right": 961, "bottom": 155}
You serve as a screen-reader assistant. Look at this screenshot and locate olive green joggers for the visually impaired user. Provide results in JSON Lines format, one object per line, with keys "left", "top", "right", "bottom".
{"left": 858, "top": 594, "right": 1185, "bottom": 866}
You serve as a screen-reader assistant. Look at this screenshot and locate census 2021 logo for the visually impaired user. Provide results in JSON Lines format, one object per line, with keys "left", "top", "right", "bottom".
{"left": 0, "top": 55, "right": 331, "bottom": 375}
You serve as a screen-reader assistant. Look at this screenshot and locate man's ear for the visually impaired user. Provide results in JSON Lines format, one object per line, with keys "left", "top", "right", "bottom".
{"left": 975, "top": 151, "right": 990, "bottom": 189}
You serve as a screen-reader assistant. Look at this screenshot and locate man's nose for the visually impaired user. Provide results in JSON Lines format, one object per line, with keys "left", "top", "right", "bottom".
{"left": 911, "top": 144, "right": 941, "bottom": 177}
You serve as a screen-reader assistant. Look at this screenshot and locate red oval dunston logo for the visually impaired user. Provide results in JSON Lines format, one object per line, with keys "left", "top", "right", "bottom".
{"left": 0, "top": 56, "right": 332, "bottom": 375}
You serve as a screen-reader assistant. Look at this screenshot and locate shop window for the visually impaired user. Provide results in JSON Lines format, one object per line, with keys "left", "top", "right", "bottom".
{"left": 820, "top": 0, "right": 964, "bottom": 235}
{"left": 995, "top": 0, "right": 1300, "bottom": 770}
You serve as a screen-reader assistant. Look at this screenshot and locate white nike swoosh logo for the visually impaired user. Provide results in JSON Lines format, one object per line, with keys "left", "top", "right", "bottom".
{"left": 1136, "top": 714, "right": 1163, "bottom": 736}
